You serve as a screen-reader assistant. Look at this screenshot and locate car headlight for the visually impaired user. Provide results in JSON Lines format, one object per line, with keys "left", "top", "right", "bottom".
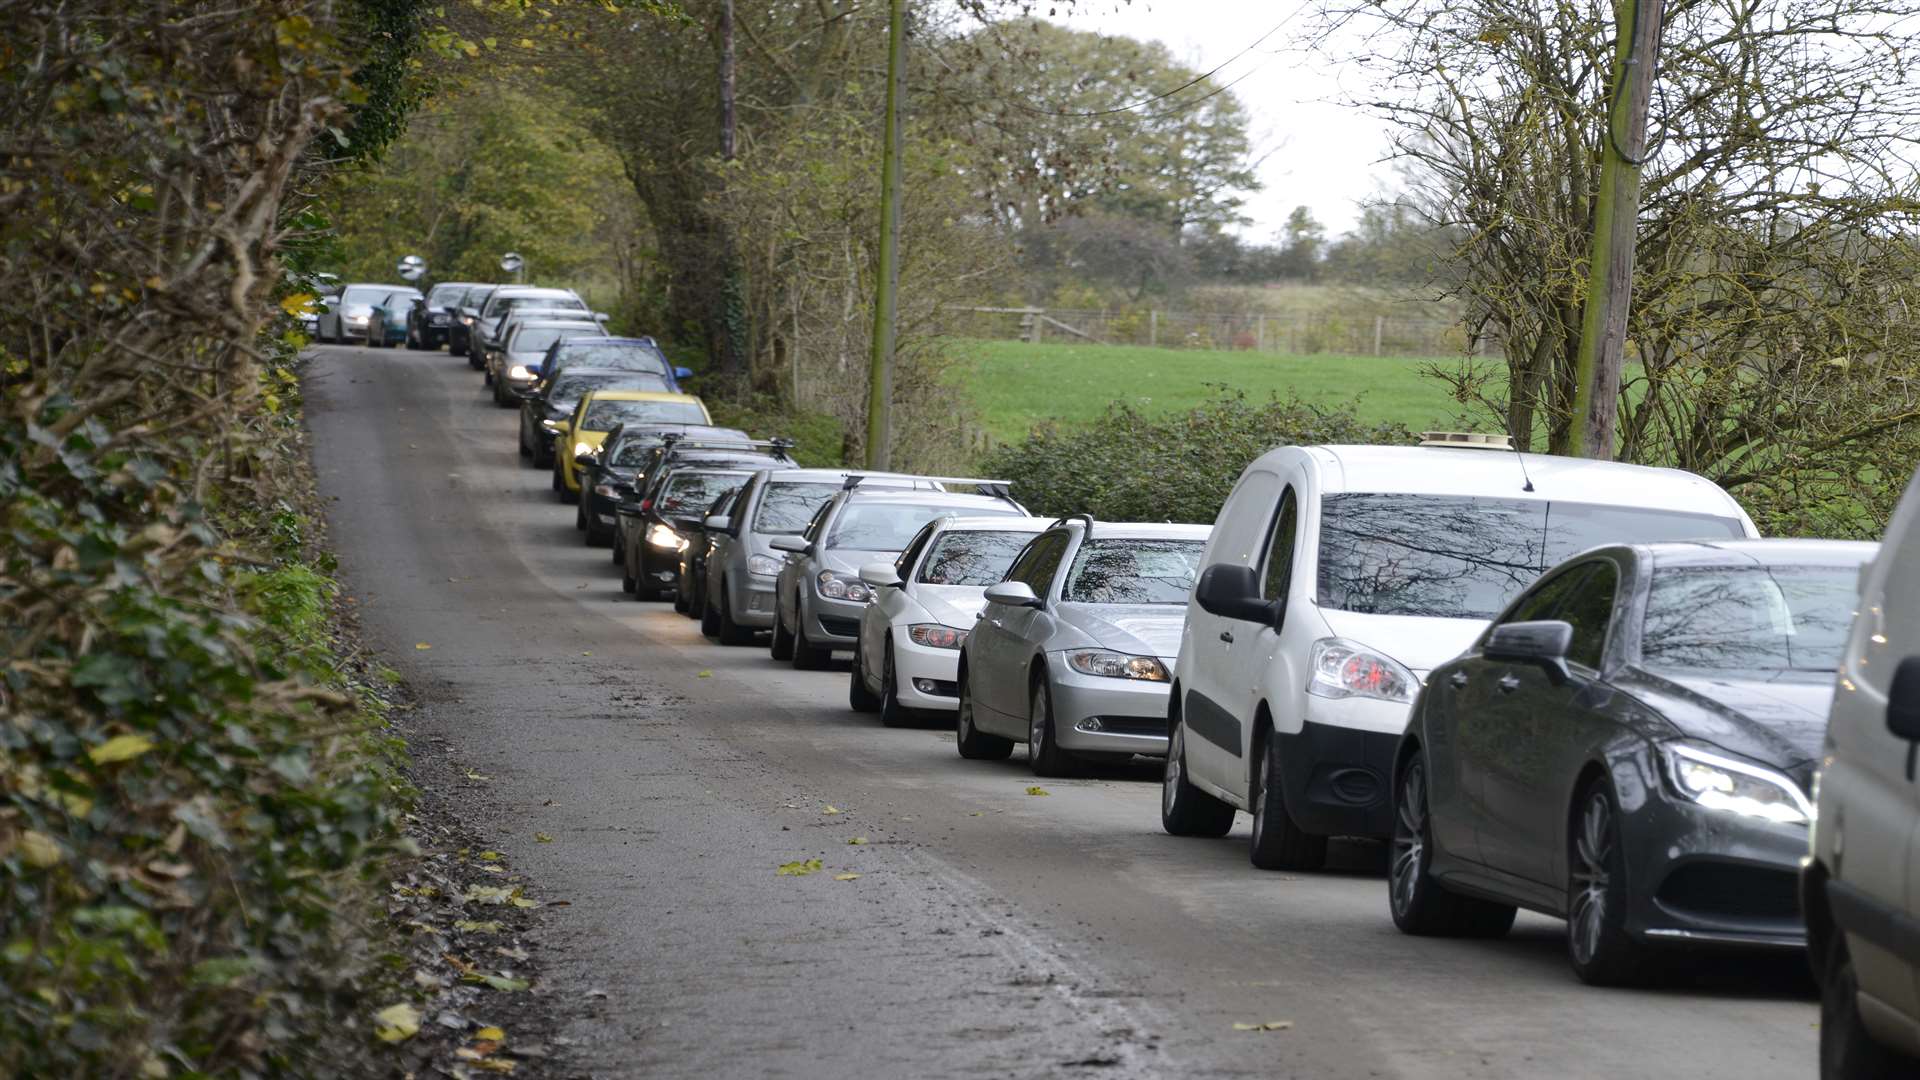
{"left": 508, "top": 364, "right": 532, "bottom": 380}
{"left": 748, "top": 554, "right": 782, "bottom": 577}
{"left": 572, "top": 441, "right": 593, "bottom": 457}
{"left": 908, "top": 624, "right": 967, "bottom": 650}
{"left": 1065, "top": 649, "right": 1169, "bottom": 681}
{"left": 647, "top": 523, "right": 685, "bottom": 551}
{"left": 1306, "top": 638, "right": 1416, "bottom": 703}
{"left": 540, "top": 419, "right": 564, "bottom": 432}
{"left": 816, "top": 570, "right": 871, "bottom": 603}
{"left": 1661, "top": 744, "right": 1811, "bottom": 826}
{"left": 593, "top": 483, "right": 618, "bottom": 498}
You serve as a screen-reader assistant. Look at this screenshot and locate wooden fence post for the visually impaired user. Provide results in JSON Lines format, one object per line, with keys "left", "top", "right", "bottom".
{"left": 1373, "top": 316, "right": 1385, "bottom": 356}
{"left": 1256, "top": 313, "right": 1266, "bottom": 353}
{"left": 1149, "top": 310, "right": 1159, "bottom": 348}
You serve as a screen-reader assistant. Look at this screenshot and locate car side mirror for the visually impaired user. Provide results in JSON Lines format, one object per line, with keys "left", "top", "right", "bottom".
{"left": 1194, "top": 564, "right": 1280, "bottom": 628}
{"left": 769, "top": 534, "right": 809, "bottom": 554}
{"left": 573, "top": 453, "right": 597, "bottom": 469}
{"left": 983, "top": 581, "right": 1042, "bottom": 609}
{"left": 859, "top": 562, "right": 903, "bottom": 589}
{"left": 704, "top": 514, "right": 732, "bottom": 533}
{"left": 1887, "top": 656, "right": 1920, "bottom": 741}
{"left": 1484, "top": 620, "right": 1574, "bottom": 685}
{"left": 674, "top": 366, "right": 695, "bottom": 380}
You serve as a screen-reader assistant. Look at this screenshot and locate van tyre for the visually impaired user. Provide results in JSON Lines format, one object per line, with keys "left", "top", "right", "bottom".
{"left": 955, "top": 671, "right": 1013, "bottom": 760}
{"left": 1390, "top": 756, "right": 1516, "bottom": 937}
{"left": 1249, "top": 728, "right": 1328, "bottom": 871}
{"left": 1027, "top": 678, "right": 1079, "bottom": 778}
{"left": 1822, "top": 937, "right": 1915, "bottom": 1079}
{"left": 1161, "top": 719, "right": 1234, "bottom": 837}
{"left": 848, "top": 641, "right": 882, "bottom": 713}
{"left": 1567, "top": 780, "right": 1653, "bottom": 986}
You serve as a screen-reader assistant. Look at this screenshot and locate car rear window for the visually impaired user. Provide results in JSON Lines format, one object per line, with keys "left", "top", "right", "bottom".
{"left": 552, "top": 344, "right": 669, "bottom": 374}
{"left": 511, "top": 326, "right": 597, "bottom": 354}
{"left": 1060, "top": 538, "right": 1206, "bottom": 604}
{"left": 1641, "top": 565, "right": 1860, "bottom": 673}
{"left": 827, "top": 502, "right": 1019, "bottom": 551}
{"left": 581, "top": 399, "right": 706, "bottom": 430}
{"left": 1316, "top": 494, "right": 1746, "bottom": 619}
{"left": 916, "top": 530, "right": 1037, "bottom": 586}
{"left": 551, "top": 373, "right": 669, "bottom": 410}
{"left": 753, "top": 482, "right": 842, "bottom": 534}
{"left": 658, "top": 471, "right": 750, "bottom": 515}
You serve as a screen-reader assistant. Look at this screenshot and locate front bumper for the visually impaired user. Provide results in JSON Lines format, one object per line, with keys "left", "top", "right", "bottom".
{"left": 1623, "top": 787, "right": 1809, "bottom": 949}
{"left": 803, "top": 591, "right": 865, "bottom": 647}
{"left": 1273, "top": 716, "right": 1402, "bottom": 839}
{"left": 889, "top": 626, "right": 965, "bottom": 712}
{"left": 725, "top": 569, "right": 778, "bottom": 629}
{"left": 1048, "top": 659, "right": 1173, "bottom": 758}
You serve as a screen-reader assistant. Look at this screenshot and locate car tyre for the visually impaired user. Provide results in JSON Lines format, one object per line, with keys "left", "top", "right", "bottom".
{"left": 1247, "top": 727, "right": 1328, "bottom": 870}
{"left": 701, "top": 593, "right": 723, "bottom": 638}
{"left": 1027, "top": 677, "right": 1080, "bottom": 778}
{"left": 1821, "top": 936, "right": 1915, "bottom": 1079}
{"left": 955, "top": 669, "right": 1013, "bottom": 760}
{"left": 770, "top": 605, "right": 796, "bottom": 661}
{"left": 848, "top": 640, "right": 882, "bottom": 713}
{"left": 533, "top": 440, "right": 554, "bottom": 469}
{"left": 1566, "top": 780, "right": 1653, "bottom": 986}
{"left": 1389, "top": 755, "right": 1517, "bottom": 937}
{"left": 792, "top": 608, "right": 832, "bottom": 670}
{"left": 878, "top": 643, "right": 914, "bottom": 728}
{"left": 1161, "top": 717, "right": 1235, "bottom": 837}
{"left": 574, "top": 497, "right": 588, "bottom": 532}
{"left": 716, "top": 585, "right": 754, "bottom": 645}
{"left": 620, "top": 555, "right": 637, "bottom": 594}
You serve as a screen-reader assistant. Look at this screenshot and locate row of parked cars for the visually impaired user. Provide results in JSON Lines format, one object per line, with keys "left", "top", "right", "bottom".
{"left": 326, "top": 278, "right": 1920, "bottom": 1078}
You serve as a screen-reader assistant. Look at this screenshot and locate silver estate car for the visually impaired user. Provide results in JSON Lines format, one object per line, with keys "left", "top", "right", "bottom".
{"left": 700, "top": 469, "right": 927, "bottom": 646}
{"left": 770, "top": 484, "right": 1026, "bottom": 669}
{"left": 956, "top": 518, "right": 1212, "bottom": 776}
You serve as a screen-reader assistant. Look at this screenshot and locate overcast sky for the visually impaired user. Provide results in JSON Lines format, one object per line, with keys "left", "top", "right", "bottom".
{"left": 1048, "top": 0, "right": 1393, "bottom": 240}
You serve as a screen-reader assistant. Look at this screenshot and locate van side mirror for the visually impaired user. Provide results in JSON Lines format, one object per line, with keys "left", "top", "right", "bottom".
{"left": 1194, "top": 564, "right": 1280, "bottom": 627}
{"left": 1485, "top": 620, "right": 1573, "bottom": 685}
{"left": 1887, "top": 657, "right": 1920, "bottom": 741}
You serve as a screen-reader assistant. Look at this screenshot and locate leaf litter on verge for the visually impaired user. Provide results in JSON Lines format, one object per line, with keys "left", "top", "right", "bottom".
{"left": 776, "top": 858, "right": 823, "bottom": 876}
{"left": 374, "top": 1002, "right": 422, "bottom": 1042}
{"left": 1232, "top": 1020, "right": 1293, "bottom": 1032}
{"left": 1026, "top": 786, "right": 1050, "bottom": 797}
{"left": 834, "top": 873, "right": 861, "bottom": 881}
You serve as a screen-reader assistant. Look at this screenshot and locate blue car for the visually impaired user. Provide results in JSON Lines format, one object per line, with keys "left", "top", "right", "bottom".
{"left": 365, "top": 287, "right": 423, "bottom": 349}
{"left": 535, "top": 336, "right": 694, "bottom": 390}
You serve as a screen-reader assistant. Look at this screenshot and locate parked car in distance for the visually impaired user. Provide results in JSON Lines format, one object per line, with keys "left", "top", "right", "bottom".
{"left": 364, "top": 287, "right": 424, "bottom": 348}
{"left": 622, "top": 463, "right": 762, "bottom": 600}
{"left": 1805, "top": 467, "right": 1920, "bottom": 1078}
{"left": 956, "top": 519, "right": 1210, "bottom": 774}
{"left": 449, "top": 285, "right": 498, "bottom": 357}
{"left": 771, "top": 482, "right": 1026, "bottom": 670}
{"left": 677, "top": 489, "right": 742, "bottom": 619}
{"left": 486, "top": 319, "right": 605, "bottom": 406}
{"left": 1162, "top": 436, "right": 1760, "bottom": 872}
{"left": 1390, "top": 539, "right": 1873, "bottom": 985}
{"left": 586, "top": 426, "right": 753, "bottom": 549}
{"left": 851, "top": 515, "right": 1055, "bottom": 727}
{"left": 701, "top": 470, "right": 932, "bottom": 646}
{"left": 606, "top": 436, "right": 790, "bottom": 553}
{"left": 468, "top": 287, "right": 591, "bottom": 368}
{"left": 519, "top": 368, "right": 674, "bottom": 468}
{"left": 408, "top": 281, "right": 485, "bottom": 350}
{"left": 553, "top": 391, "right": 713, "bottom": 500}
{"left": 538, "top": 337, "right": 692, "bottom": 392}
{"left": 316, "top": 282, "right": 410, "bottom": 344}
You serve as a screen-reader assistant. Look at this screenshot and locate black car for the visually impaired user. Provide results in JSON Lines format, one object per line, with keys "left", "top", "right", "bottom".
{"left": 676, "top": 489, "right": 740, "bottom": 618}
{"left": 407, "top": 281, "right": 485, "bottom": 350}
{"left": 1390, "top": 538, "right": 1877, "bottom": 985}
{"left": 533, "top": 337, "right": 681, "bottom": 395}
{"left": 621, "top": 462, "right": 765, "bottom": 601}
{"left": 518, "top": 368, "right": 673, "bottom": 468}
{"left": 576, "top": 425, "right": 755, "bottom": 547}
{"left": 448, "top": 285, "right": 498, "bottom": 359}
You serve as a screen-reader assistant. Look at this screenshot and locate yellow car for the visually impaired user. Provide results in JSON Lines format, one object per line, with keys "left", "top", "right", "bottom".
{"left": 553, "top": 389, "right": 712, "bottom": 498}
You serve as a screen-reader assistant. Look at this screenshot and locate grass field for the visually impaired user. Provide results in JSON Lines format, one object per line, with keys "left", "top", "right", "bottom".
{"left": 956, "top": 340, "right": 1469, "bottom": 443}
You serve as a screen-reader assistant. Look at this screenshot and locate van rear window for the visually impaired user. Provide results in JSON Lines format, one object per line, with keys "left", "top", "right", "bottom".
{"left": 1315, "top": 495, "right": 1744, "bottom": 619}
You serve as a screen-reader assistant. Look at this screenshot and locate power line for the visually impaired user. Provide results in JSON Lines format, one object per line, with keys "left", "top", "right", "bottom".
{"left": 1002, "top": 10, "right": 1299, "bottom": 119}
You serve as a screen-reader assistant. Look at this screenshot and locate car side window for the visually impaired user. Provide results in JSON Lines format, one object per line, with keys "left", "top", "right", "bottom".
{"left": 895, "top": 523, "right": 938, "bottom": 579}
{"left": 801, "top": 500, "right": 835, "bottom": 544}
{"left": 1213, "top": 469, "right": 1283, "bottom": 567}
{"left": 1260, "top": 486, "right": 1299, "bottom": 602}
{"left": 1020, "top": 533, "right": 1069, "bottom": 595}
{"left": 1500, "top": 564, "right": 1594, "bottom": 627}
{"left": 1558, "top": 561, "right": 1619, "bottom": 671}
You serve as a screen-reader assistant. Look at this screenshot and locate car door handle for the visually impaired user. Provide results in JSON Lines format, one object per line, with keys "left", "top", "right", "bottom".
{"left": 1220, "top": 631, "right": 1234, "bottom": 644}
{"left": 1449, "top": 671, "right": 1469, "bottom": 688}
{"left": 1497, "top": 674, "right": 1520, "bottom": 694}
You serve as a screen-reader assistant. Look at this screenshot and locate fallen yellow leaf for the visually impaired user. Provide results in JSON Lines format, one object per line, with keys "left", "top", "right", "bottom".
{"left": 1232, "top": 1020, "right": 1293, "bottom": 1032}
{"left": 416, "top": 642, "right": 432, "bottom": 650}
{"left": 535, "top": 833, "right": 554, "bottom": 843}
{"left": 18, "top": 830, "right": 63, "bottom": 868}
{"left": 1025, "top": 786, "right": 1050, "bottom": 797}
{"left": 476, "top": 1025, "right": 506, "bottom": 1042}
{"left": 822, "top": 805, "right": 842, "bottom": 815}
{"left": 776, "top": 858, "right": 823, "bottom": 876}
{"left": 476, "top": 850, "right": 501, "bottom": 862}
{"left": 88, "top": 734, "right": 155, "bottom": 764}
{"left": 454, "top": 920, "right": 503, "bottom": 933}
{"left": 834, "top": 872, "right": 861, "bottom": 881}
{"left": 697, "top": 670, "right": 713, "bottom": 678}
{"left": 373, "top": 1002, "right": 421, "bottom": 1042}
{"left": 847, "top": 837, "right": 868, "bottom": 845}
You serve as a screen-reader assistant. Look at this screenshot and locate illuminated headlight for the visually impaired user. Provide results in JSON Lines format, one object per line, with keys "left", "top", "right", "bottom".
{"left": 1307, "top": 638, "right": 1415, "bottom": 703}
{"left": 816, "top": 570, "right": 871, "bottom": 603}
{"left": 647, "top": 523, "right": 685, "bottom": 551}
{"left": 1065, "top": 649, "right": 1169, "bottom": 681}
{"left": 747, "top": 554, "right": 782, "bottom": 577}
{"left": 572, "top": 441, "right": 593, "bottom": 457}
{"left": 508, "top": 364, "right": 532, "bottom": 380}
{"left": 593, "top": 483, "right": 618, "bottom": 498}
{"left": 1662, "top": 744, "right": 1811, "bottom": 826}
{"left": 908, "top": 624, "right": 966, "bottom": 650}
{"left": 540, "top": 419, "right": 564, "bottom": 432}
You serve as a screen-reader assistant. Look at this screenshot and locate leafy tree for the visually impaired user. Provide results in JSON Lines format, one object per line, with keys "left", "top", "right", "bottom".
{"left": 1274, "top": 206, "right": 1327, "bottom": 280}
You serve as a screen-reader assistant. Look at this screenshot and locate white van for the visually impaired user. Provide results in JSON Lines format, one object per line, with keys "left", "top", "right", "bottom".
{"left": 1804, "top": 468, "right": 1920, "bottom": 1078}
{"left": 1160, "top": 438, "right": 1759, "bottom": 870}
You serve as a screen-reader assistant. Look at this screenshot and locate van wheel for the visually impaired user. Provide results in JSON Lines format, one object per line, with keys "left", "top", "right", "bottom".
{"left": 848, "top": 640, "right": 882, "bottom": 713}
{"left": 1822, "top": 936, "right": 1916, "bottom": 1079}
{"left": 1567, "top": 780, "right": 1652, "bottom": 986}
{"left": 1390, "top": 757, "right": 1516, "bottom": 937}
{"left": 1249, "top": 728, "right": 1327, "bottom": 871}
{"left": 1027, "top": 678, "right": 1079, "bottom": 778}
{"left": 1162, "top": 719, "right": 1235, "bottom": 837}
{"left": 956, "top": 670, "right": 1013, "bottom": 760}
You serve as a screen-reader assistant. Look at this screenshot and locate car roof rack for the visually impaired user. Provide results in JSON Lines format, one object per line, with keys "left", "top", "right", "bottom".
{"left": 842, "top": 472, "right": 942, "bottom": 491}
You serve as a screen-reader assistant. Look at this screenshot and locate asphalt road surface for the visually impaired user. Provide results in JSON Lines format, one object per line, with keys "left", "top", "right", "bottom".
{"left": 306, "top": 343, "right": 1819, "bottom": 1079}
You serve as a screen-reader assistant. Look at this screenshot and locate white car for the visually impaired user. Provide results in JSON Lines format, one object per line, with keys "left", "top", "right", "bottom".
{"left": 315, "top": 281, "right": 408, "bottom": 344}
{"left": 1161, "top": 435, "right": 1760, "bottom": 871}
{"left": 1805, "top": 466, "right": 1920, "bottom": 1078}
{"left": 848, "top": 515, "right": 1055, "bottom": 725}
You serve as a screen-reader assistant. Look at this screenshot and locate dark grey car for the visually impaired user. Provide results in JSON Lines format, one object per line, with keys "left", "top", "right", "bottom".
{"left": 1390, "top": 538, "right": 1877, "bottom": 985}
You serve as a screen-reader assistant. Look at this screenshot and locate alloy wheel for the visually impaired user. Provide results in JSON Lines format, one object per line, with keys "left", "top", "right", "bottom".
{"left": 1162, "top": 726, "right": 1184, "bottom": 817}
{"left": 1569, "top": 792, "right": 1613, "bottom": 967}
{"left": 1390, "top": 762, "right": 1427, "bottom": 918}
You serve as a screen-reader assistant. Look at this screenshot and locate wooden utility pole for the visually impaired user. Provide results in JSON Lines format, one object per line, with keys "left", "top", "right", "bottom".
{"left": 719, "top": 0, "right": 736, "bottom": 162}
{"left": 864, "top": 0, "right": 906, "bottom": 469}
{"left": 1569, "top": 0, "right": 1664, "bottom": 459}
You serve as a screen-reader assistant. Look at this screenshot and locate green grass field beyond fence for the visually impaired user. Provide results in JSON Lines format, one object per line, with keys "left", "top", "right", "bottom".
{"left": 957, "top": 340, "right": 1467, "bottom": 444}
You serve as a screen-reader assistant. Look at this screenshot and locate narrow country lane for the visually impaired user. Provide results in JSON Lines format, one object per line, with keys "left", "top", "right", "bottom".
{"left": 304, "top": 344, "right": 1819, "bottom": 1079}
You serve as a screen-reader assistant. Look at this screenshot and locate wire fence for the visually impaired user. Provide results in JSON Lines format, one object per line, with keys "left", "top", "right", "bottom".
{"left": 950, "top": 306, "right": 1489, "bottom": 358}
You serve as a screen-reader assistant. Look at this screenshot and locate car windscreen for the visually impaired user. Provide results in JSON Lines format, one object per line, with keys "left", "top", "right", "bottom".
{"left": 1316, "top": 495, "right": 1747, "bottom": 619}
{"left": 1061, "top": 538, "right": 1206, "bottom": 604}
{"left": 828, "top": 503, "right": 1019, "bottom": 551}
{"left": 511, "top": 326, "right": 595, "bottom": 354}
{"left": 551, "top": 373, "right": 668, "bottom": 410}
{"left": 580, "top": 399, "right": 706, "bottom": 430}
{"left": 427, "top": 284, "right": 465, "bottom": 305}
{"left": 1640, "top": 565, "right": 1860, "bottom": 674}
{"left": 501, "top": 295, "right": 584, "bottom": 315}
{"left": 383, "top": 290, "right": 421, "bottom": 308}
{"left": 916, "top": 530, "right": 1038, "bottom": 586}
{"left": 658, "top": 471, "right": 750, "bottom": 515}
{"left": 551, "top": 344, "right": 668, "bottom": 374}
{"left": 752, "top": 482, "right": 842, "bottom": 535}
{"left": 341, "top": 286, "right": 386, "bottom": 305}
